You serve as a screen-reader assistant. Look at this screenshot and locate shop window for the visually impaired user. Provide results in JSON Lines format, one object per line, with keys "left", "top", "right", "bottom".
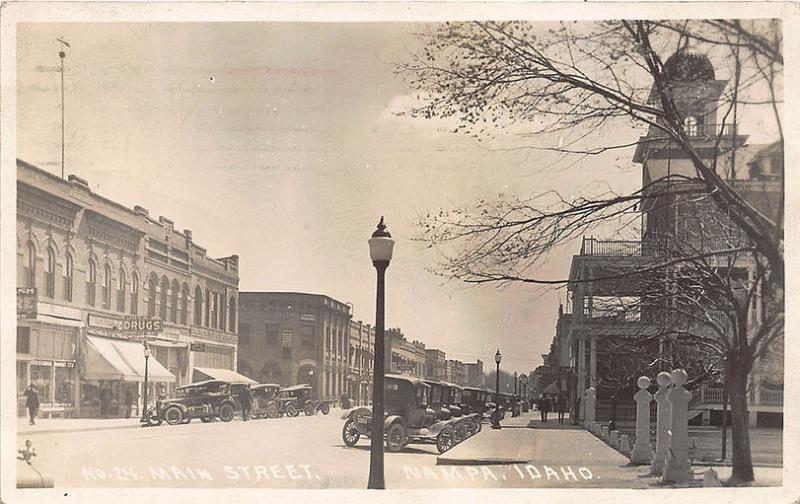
{"left": 54, "top": 365, "right": 75, "bottom": 406}
{"left": 181, "top": 284, "right": 189, "bottom": 325}
{"left": 86, "top": 260, "right": 97, "bottom": 306}
{"left": 17, "top": 327, "right": 30, "bottom": 354}
{"left": 46, "top": 247, "right": 56, "bottom": 298}
{"left": 130, "top": 272, "right": 139, "bottom": 315}
{"left": 228, "top": 297, "right": 237, "bottom": 333}
{"left": 63, "top": 253, "right": 73, "bottom": 302}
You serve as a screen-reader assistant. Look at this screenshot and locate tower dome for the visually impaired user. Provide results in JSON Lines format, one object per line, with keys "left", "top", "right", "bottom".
{"left": 662, "top": 51, "right": 715, "bottom": 82}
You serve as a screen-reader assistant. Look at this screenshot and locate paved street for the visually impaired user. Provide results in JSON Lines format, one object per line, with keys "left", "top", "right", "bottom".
{"left": 15, "top": 411, "right": 782, "bottom": 489}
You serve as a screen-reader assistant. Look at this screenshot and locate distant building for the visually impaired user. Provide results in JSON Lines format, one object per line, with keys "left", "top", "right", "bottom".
{"left": 385, "top": 328, "right": 425, "bottom": 378}
{"left": 16, "top": 160, "right": 239, "bottom": 418}
{"left": 463, "top": 359, "right": 484, "bottom": 387}
{"left": 348, "top": 319, "right": 375, "bottom": 405}
{"left": 446, "top": 359, "right": 466, "bottom": 385}
{"left": 425, "top": 349, "right": 447, "bottom": 381}
{"left": 238, "top": 292, "right": 351, "bottom": 401}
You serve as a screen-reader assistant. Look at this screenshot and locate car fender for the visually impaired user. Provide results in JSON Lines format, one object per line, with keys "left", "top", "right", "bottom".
{"left": 427, "top": 419, "right": 456, "bottom": 436}
{"left": 162, "top": 402, "right": 188, "bottom": 414}
{"left": 341, "top": 406, "right": 372, "bottom": 421}
{"left": 383, "top": 415, "right": 404, "bottom": 430}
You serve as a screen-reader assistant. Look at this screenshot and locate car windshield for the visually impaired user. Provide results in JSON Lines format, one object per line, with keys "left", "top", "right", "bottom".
{"left": 416, "top": 386, "right": 429, "bottom": 406}
{"left": 431, "top": 386, "right": 441, "bottom": 405}
{"left": 453, "top": 389, "right": 462, "bottom": 403}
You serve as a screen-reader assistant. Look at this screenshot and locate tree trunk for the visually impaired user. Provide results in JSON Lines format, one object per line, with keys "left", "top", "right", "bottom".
{"left": 727, "top": 365, "right": 754, "bottom": 483}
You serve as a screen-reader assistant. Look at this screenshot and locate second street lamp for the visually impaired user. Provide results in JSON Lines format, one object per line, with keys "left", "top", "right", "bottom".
{"left": 494, "top": 349, "right": 502, "bottom": 406}
{"left": 141, "top": 341, "right": 151, "bottom": 425}
{"left": 367, "top": 217, "right": 394, "bottom": 490}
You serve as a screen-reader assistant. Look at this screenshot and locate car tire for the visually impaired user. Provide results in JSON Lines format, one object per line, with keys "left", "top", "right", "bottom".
{"left": 385, "top": 423, "right": 407, "bottom": 453}
{"left": 304, "top": 403, "right": 316, "bottom": 416}
{"left": 342, "top": 418, "right": 360, "bottom": 447}
{"left": 285, "top": 404, "right": 298, "bottom": 417}
{"left": 164, "top": 406, "right": 184, "bottom": 426}
{"left": 436, "top": 426, "right": 454, "bottom": 454}
{"left": 267, "top": 404, "right": 279, "bottom": 418}
{"left": 219, "top": 403, "right": 235, "bottom": 422}
{"left": 321, "top": 403, "right": 330, "bottom": 415}
{"left": 200, "top": 416, "right": 213, "bottom": 423}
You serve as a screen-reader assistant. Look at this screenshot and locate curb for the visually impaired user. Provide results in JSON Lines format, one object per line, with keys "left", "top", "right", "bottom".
{"left": 17, "top": 423, "right": 145, "bottom": 436}
{"left": 437, "top": 457, "right": 528, "bottom": 466}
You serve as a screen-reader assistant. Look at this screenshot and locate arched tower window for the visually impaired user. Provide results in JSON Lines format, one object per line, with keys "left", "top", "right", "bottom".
{"left": 25, "top": 242, "right": 37, "bottom": 288}
{"left": 159, "top": 277, "right": 169, "bottom": 320}
{"left": 228, "top": 297, "right": 237, "bottom": 334}
{"left": 181, "top": 283, "right": 189, "bottom": 325}
{"left": 86, "top": 259, "right": 97, "bottom": 306}
{"left": 170, "top": 279, "right": 179, "bottom": 323}
{"left": 117, "top": 268, "right": 127, "bottom": 312}
{"left": 64, "top": 253, "right": 74, "bottom": 301}
{"left": 147, "top": 273, "right": 158, "bottom": 317}
{"left": 130, "top": 272, "right": 139, "bottom": 315}
{"left": 103, "top": 264, "right": 112, "bottom": 309}
{"left": 45, "top": 247, "right": 56, "bottom": 298}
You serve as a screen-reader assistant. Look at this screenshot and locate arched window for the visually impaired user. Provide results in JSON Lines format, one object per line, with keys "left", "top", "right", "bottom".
{"left": 220, "top": 294, "right": 227, "bottom": 332}
{"left": 64, "top": 253, "right": 73, "bottom": 302}
{"left": 103, "top": 264, "right": 112, "bottom": 309}
{"left": 147, "top": 273, "right": 158, "bottom": 317}
{"left": 181, "top": 284, "right": 189, "bottom": 325}
{"left": 159, "top": 277, "right": 169, "bottom": 320}
{"left": 194, "top": 286, "right": 203, "bottom": 325}
{"left": 683, "top": 115, "right": 698, "bottom": 136}
{"left": 25, "top": 242, "right": 36, "bottom": 288}
{"left": 228, "top": 297, "right": 237, "bottom": 334}
{"left": 205, "top": 288, "right": 211, "bottom": 327}
{"left": 86, "top": 259, "right": 97, "bottom": 306}
{"left": 117, "top": 268, "right": 126, "bottom": 312}
{"left": 45, "top": 247, "right": 56, "bottom": 298}
{"left": 170, "top": 279, "right": 179, "bottom": 323}
{"left": 130, "top": 272, "right": 139, "bottom": 315}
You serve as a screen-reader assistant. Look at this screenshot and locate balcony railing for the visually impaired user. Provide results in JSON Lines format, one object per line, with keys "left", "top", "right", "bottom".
{"left": 760, "top": 389, "right": 783, "bottom": 406}
{"left": 685, "top": 123, "right": 735, "bottom": 138}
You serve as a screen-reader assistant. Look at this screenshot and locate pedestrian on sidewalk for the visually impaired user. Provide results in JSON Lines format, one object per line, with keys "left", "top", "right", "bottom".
{"left": 238, "top": 385, "right": 254, "bottom": 422}
{"left": 540, "top": 394, "right": 551, "bottom": 423}
{"left": 124, "top": 387, "right": 133, "bottom": 419}
{"left": 22, "top": 384, "right": 40, "bottom": 426}
{"left": 557, "top": 394, "right": 567, "bottom": 424}
{"left": 100, "top": 384, "right": 112, "bottom": 418}
{"left": 489, "top": 403, "right": 502, "bottom": 430}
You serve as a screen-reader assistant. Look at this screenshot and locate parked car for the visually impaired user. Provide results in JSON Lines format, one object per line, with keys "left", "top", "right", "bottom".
{"left": 341, "top": 375, "right": 470, "bottom": 454}
{"left": 274, "top": 387, "right": 300, "bottom": 417}
{"left": 251, "top": 383, "right": 281, "bottom": 419}
{"left": 442, "top": 382, "right": 481, "bottom": 438}
{"left": 278, "top": 384, "right": 334, "bottom": 416}
{"left": 144, "top": 380, "right": 237, "bottom": 426}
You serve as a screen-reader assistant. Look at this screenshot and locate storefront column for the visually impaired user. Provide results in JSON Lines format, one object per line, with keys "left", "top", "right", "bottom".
{"left": 590, "top": 335, "right": 597, "bottom": 389}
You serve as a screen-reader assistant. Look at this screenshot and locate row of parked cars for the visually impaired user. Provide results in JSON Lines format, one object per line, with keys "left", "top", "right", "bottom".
{"left": 142, "top": 380, "right": 335, "bottom": 427}
{"left": 341, "top": 375, "right": 498, "bottom": 454}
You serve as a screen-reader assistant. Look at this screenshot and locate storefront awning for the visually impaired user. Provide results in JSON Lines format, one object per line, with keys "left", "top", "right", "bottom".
{"left": 193, "top": 367, "right": 256, "bottom": 384}
{"left": 85, "top": 335, "right": 175, "bottom": 383}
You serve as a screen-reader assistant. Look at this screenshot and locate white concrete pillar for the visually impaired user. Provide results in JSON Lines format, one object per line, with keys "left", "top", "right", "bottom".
{"left": 651, "top": 371, "right": 673, "bottom": 475}
{"left": 631, "top": 376, "right": 653, "bottom": 465}
{"left": 589, "top": 335, "right": 597, "bottom": 389}
{"left": 663, "top": 369, "right": 692, "bottom": 483}
{"left": 610, "top": 430, "right": 620, "bottom": 448}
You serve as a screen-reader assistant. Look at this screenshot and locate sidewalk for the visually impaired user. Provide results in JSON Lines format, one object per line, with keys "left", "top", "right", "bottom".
{"left": 17, "top": 417, "right": 143, "bottom": 436}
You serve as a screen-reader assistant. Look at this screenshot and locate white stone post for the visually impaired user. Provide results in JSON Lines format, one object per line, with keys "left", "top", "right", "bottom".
{"left": 584, "top": 387, "right": 596, "bottom": 426}
{"left": 610, "top": 430, "right": 620, "bottom": 448}
{"left": 663, "top": 369, "right": 692, "bottom": 483}
{"left": 651, "top": 371, "right": 673, "bottom": 475}
{"left": 630, "top": 376, "right": 653, "bottom": 465}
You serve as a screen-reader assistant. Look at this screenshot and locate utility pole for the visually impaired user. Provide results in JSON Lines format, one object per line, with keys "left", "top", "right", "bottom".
{"left": 57, "top": 38, "right": 70, "bottom": 179}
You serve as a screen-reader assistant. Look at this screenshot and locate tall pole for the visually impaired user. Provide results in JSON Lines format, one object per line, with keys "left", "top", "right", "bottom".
{"left": 514, "top": 373, "right": 518, "bottom": 395}
{"left": 141, "top": 353, "right": 149, "bottom": 422}
{"left": 59, "top": 49, "right": 66, "bottom": 179}
{"left": 368, "top": 261, "right": 388, "bottom": 489}
{"left": 495, "top": 362, "right": 500, "bottom": 405}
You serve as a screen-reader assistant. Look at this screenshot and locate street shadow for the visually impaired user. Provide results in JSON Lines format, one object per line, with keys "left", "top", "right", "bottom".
{"left": 338, "top": 444, "right": 436, "bottom": 456}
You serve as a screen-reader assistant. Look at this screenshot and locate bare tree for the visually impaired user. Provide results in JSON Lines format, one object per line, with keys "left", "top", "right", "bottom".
{"left": 400, "top": 19, "right": 784, "bottom": 483}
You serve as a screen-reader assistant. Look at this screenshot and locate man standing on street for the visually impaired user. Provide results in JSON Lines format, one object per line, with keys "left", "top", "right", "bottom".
{"left": 22, "top": 384, "right": 40, "bottom": 425}
{"left": 238, "top": 385, "right": 253, "bottom": 422}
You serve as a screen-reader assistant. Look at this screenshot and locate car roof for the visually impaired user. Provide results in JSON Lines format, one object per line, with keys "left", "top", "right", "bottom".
{"left": 280, "top": 384, "right": 312, "bottom": 392}
{"left": 178, "top": 380, "right": 228, "bottom": 389}
{"left": 441, "top": 381, "right": 463, "bottom": 390}
{"left": 252, "top": 383, "right": 281, "bottom": 389}
{"left": 386, "top": 374, "right": 430, "bottom": 388}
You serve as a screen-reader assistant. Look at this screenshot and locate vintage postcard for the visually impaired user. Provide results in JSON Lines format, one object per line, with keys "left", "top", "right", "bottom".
{"left": 1, "top": 2, "right": 796, "bottom": 503}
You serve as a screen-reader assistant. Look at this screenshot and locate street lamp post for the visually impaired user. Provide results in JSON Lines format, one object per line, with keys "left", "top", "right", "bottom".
{"left": 367, "top": 217, "right": 394, "bottom": 490}
{"left": 141, "top": 342, "right": 151, "bottom": 424}
{"left": 494, "top": 349, "right": 502, "bottom": 405}
{"left": 514, "top": 372, "right": 518, "bottom": 395}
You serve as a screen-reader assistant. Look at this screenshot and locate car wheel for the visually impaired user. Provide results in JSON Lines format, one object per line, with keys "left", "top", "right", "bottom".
{"left": 321, "top": 403, "right": 330, "bottom": 415}
{"left": 342, "top": 419, "right": 360, "bottom": 447}
{"left": 181, "top": 417, "right": 192, "bottom": 424}
{"left": 304, "top": 403, "right": 316, "bottom": 416}
{"left": 285, "top": 404, "right": 298, "bottom": 417}
{"left": 385, "top": 423, "right": 407, "bottom": 452}
{"left": 200, "top": 416, "right": 213, "bottom": 423}
{"left": 145, "top": 409, "right": 162, "bottom": 427}
{"left": 267, "top": 404, "right": 279, "bottom": 418}
{"left": 164, "top": 406, "right": 184, "bottom": 426}
{"left": 219, "top": 403, "right": 235, "bottom": 422}
{"left": 436, "top": 426, "right": 454, "bottom": 454}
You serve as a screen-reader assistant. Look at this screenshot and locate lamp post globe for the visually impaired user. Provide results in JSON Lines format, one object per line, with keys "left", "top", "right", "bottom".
{"left": 367, "top": 217, "right": 394, "bottom": 490}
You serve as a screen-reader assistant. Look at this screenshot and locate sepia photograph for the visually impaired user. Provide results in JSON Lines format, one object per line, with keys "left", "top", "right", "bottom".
{"left": 1, "top": 2, "right": 796, "bottom": 502}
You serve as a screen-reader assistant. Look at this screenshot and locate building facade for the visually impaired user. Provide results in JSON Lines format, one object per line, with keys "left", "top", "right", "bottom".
{"left": 424, "top": 349, "right": 447, "bottom": 381}
{"left": 445, "top": 359, "right": 466, "bottom": 385}
{"left": 16, "top": 160, "right": 239, "bottom": 418}
{"left": 385, "top": 328, "right": 425, "bottom": 378}
{"left": 463, "top": 359, "right": 485, "bottom": 387}
{"left": 237, "top": 292, "right": 352, "bottom": 401}
{"left": 348, "top": 320, "right": 375, "bottom": 405}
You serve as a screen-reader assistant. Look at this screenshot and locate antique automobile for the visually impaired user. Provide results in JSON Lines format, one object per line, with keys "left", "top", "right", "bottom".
{"left": 461, "top": 386, "right": 491, "bottom": 416}
{"left": 274, "top": 387, "right": 300, "bottom": 417}
{"left": 443, "top": 382, "right": 482, "bottom": 438}
{"left": 424, "top": 380, "right": 452, "bottom": 421}
{"left": 340, "top": 375, "right": 468, "bottom": 454}
{"left": 143, "top": 380, "right": 236, "bottom": 426}
{"left": 279, "top": 384, "right": 334, "bottom": 416}
{"left": 251, "top": 383, "right": 281, "bottom": 419}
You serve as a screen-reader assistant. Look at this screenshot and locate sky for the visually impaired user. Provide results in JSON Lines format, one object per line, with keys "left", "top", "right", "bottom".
{"left": 15, "top": 22, "right": 781, "bottom": 375}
